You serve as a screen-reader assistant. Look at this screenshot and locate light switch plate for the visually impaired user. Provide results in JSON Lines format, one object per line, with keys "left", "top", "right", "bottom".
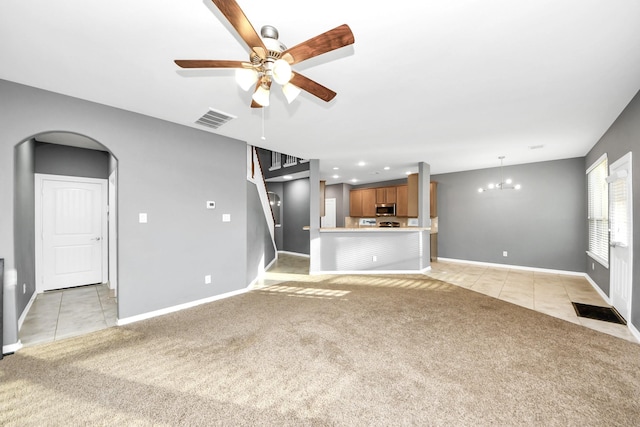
{"left": 139, "top": 213, "right": 148, "bottom": 223}
{"left": 222, "top": 214, "right": 231, "bottom": 222}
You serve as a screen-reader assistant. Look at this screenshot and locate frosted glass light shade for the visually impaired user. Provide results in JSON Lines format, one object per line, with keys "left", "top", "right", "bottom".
{"left": 235, "top": 68, "right": 258, "bottom": 91}
{"left": 282, "top": 82, "right": 301, "bottom": 103}
{"left": 252, "top": 85, "right": 270, "bottom": 106}
{"left": 272, "top": 59, "right": 292, "bottom": 85}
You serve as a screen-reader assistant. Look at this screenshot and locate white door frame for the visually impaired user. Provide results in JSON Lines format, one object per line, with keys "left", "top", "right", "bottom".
{"left": 35, "top": 173, "right": 109, "bottom": 293}
{"left": 608, "top": 152, "right": 633, "bottom": 321}
{"left": 108, "top": 169, "right": 118, "bottom": 295}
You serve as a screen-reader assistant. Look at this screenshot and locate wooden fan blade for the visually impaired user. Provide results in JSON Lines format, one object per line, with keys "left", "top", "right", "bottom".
{"left": 174, "top": 60, "right": 249, "bottom": 69}
{"left": 282, "top": 24, "right": 354, "bottom": 65}
{"left": 290, "top": 73, "right": 336, "bottom": 102}
{"left": 211, "top": 0, "right": 267, "bottom": 59}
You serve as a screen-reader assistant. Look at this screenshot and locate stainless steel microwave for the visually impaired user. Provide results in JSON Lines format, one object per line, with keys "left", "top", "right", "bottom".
{"left": 375, "top": 203, "right": 396, "bottom": 217}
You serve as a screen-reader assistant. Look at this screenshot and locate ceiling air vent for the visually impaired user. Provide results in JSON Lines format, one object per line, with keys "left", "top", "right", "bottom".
{"left": 195, "top": 108, "right": 236, "bottom": 129}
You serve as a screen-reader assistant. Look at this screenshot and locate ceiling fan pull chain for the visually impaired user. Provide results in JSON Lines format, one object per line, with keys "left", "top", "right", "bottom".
{"left": 261, "top": 107, "right": 266, "bottom": 140}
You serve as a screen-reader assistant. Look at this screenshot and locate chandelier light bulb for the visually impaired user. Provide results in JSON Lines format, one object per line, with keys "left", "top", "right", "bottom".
{"left": 272, "top": 59, "right": 292, "bottom": 85}
{"left": 252, "top": 84, "right": 270, "bottom": 107}
{"left": 488, "top": 183, "right": 495, "bottom": 189}
{"left": 282, "top": 82, "right": 301, "bottom": 103}
{"left": 506, "top": 178, "right": 512, "bottom": 185}
{"left": 235, "top": 68, "right": 258, "bottom": 91}
{"left": 515, "top": 184, "right": 522, "bottom": 190}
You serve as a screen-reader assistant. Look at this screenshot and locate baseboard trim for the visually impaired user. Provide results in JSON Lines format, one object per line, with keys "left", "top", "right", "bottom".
{"left": 629, "top": 322, "right": 640, "bottom": 342}
{"left": 584, "top": 274, "right": 612, "bottom": 305}
{"left": 3, "top": 340, "right": 23, "bottom": 355}
{"left": 18, "top": 291, "right": 38, "bottom": 331}
{"left": 437, "top": 257, "right": 584, "bottom": 276}
{"left": 313, "top": 267, "right": 431, "bottom": 276}
{"left": 278, "top": 251, "right": 310, "bottom": 258}
{"left": 117, "top": 287, "right": 250, "bottom": 326}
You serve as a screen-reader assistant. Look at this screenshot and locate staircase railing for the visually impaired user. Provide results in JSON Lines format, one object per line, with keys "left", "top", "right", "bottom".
{"left": 247, "top": 146, "right": 275, "bottom": 241}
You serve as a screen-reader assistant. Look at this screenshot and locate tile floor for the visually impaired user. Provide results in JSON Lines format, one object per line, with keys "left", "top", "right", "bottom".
{"left": 19, "top": 284, "right": 117, "bottom": 347}
{"left": 19, "top": 255, "right": 637, "bottom": 347}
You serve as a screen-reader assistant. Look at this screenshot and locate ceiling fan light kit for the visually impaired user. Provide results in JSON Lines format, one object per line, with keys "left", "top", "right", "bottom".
{"left": 175, "top": 0, "right": 355, "bottom": 108}
{"left": 478, "top": 156, "right": 522, "bottom": 193}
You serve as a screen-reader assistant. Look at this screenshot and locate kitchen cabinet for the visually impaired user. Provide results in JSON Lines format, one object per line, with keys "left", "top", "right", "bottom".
{"left": 376, "top": 186, "right": 397, "bottom": 204}
{"left": 320, "top": 180, "right": 326, "bottom": 217}
{"left": 350, "top": 188, "right": 378, "bottom": 217}
{"left": 396, "top": 185, "right": 408, "bottom": 217}
{"left": 362, "top": 188, "right": 376, "bottom": 217}
{"left": 407, "top": 173, "right": 419, "bottom": 217}
{"left": 349, "top": 189, "right": 363, "bottom": 217}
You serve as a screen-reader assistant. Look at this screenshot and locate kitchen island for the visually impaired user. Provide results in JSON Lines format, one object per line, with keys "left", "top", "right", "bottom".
{"left": 317, "top": 227, "right": 431, "bottom": 274}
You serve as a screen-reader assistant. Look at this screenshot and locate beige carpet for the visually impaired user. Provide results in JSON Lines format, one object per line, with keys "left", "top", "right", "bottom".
{"left": 2, "top": 274, "right": 639, "bottom": 426}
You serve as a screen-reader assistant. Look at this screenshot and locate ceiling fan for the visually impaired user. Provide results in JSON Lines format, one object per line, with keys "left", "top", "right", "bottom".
{"left": 174, "top": 0, "right": 355, "bottom": 108}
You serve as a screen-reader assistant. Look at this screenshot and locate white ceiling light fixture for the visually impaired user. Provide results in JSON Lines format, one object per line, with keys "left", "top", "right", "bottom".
{"left": 478, "top": 156, "right": 521, "bottom": 193}
{"left": 236, "top": 26, "right": 298, "bottom": 107}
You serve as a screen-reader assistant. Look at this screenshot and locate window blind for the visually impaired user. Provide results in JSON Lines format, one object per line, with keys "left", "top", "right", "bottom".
{"left": 587, "top": 155, "right": 608, "bottom": 265}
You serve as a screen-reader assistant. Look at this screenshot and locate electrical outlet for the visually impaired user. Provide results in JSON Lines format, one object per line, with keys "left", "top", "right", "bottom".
{"left": 205, "top": 275, "right": 212, "bottom": 285}
{"left": 372, "top": 255, "right": 377, "bottom": 262}
{"left": 503, "top": 251, "right": 508, "bottom": 257}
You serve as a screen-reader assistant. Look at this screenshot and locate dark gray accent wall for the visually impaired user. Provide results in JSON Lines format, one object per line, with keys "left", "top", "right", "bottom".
{"left": 246, "top": 181, "right": 276, "bottom": 280}
{"left": 282, "top": 178, "right": 310, "bottom": 255}
{"left": 267, "top": 182, "right": 284, "bottom": 250}
{"left": 13, "top": 139, "right": 36, "bottom": 322}
{"left": 0, "top": 79, "right": 249, "bottom": 322}
{"left": 35, "top": 142, "right": 110, "bottom": 178}
{"left": 432, "top": 157, "right": 586, "bottom": 272}
{"left": 585, "top": 89, "right": 640, "bottom": 328}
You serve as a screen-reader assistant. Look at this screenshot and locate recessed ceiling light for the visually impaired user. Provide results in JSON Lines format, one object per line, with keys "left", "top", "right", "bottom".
{"left": 405, "top": 171, "right": 412, "bottom": 175}
{"left": 333, "top": 167, "right": 339, "bottom": 170}
{"left": 283, "top": 175, "right": 293, "bottom": 180}
{"left": 332, "top": 174, "right": 339, "bottom": 179}
{"left": 357, "top": 161, "right": 366, "bottom": 167}
{"left": 351, "top": 178, "right": 358, "bottom": 183}
{"left": 384, "top": 166, "right": 390, "bottom": 170}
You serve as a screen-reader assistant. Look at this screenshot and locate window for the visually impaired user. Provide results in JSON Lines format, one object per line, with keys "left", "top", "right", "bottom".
{"left": 586, "top": 154, "right": 608, "bottom": 266}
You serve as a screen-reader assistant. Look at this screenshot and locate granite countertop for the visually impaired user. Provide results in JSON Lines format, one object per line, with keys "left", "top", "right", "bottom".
{"left": 319, "top": 227, "right": 430, "bottom": 232}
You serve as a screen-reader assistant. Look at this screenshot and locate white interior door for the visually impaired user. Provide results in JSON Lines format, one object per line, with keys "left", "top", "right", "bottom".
{"left": 321, "top": 198, "right": 337, "bottom": 228}
{"left": 608, "top": 152, "right": 633, "bottom": 321}
{"left": 36, "top": 174, "right": 107, "bottom": 292}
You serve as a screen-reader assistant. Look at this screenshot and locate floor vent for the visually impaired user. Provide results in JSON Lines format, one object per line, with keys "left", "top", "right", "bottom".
{"left": 195, "top": 109, "right": 236, "bottom": 129}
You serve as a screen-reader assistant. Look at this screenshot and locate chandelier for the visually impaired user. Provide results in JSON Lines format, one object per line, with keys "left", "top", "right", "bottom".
{"left": 478, "top": 156, "right": 521, "bottom": 192}
{"left": 234, "top": 25, "right": 301, "bottom": 107}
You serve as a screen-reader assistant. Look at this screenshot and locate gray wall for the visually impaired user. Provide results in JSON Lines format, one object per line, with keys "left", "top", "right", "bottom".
{"left": 13, "top": 139, "right": 36, "bottom": 323}
{"left": 246, "top": 181, "right": 276, "bottom": 280}
{"left": 283, "top": 178, "right": 310, "bottom": 255}
{"left": 34, "top": 142, "right": 110, "bottom": 178}
{"left": 432, "top": 157, "right": 586, "bottom": 272}
{"left": 585, "top": 89, "right": 640, "bottom": 328}
{"left": 267, "top": 182, "right": 284, "bottom": 250}
{"left": 0, "top": 79, "right": 250, "bottom": 326}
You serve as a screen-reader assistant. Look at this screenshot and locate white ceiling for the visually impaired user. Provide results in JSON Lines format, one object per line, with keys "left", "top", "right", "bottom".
{"left": 2, "top": 1, "right": 639, "bottom": 184}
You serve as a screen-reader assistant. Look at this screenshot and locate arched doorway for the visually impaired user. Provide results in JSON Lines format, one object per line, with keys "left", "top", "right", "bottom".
{"left": 14, "top": 131, "right": 118, "bottom": 346}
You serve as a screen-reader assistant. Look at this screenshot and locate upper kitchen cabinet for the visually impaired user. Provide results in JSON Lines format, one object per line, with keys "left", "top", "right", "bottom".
{"left": 396, "top": 185, "right": 408, "bottom": 217}
{"left": 376, "top": 186, "right": 397, "bottom": 204}
{"left": 349, "top": 188, "right": 376, "bottom": 217}
{"left": 350, "top": 189, "right": 363, "bottom": 217}
{"left": 361, "top": 188, "right": 376, "bottom": 217}
{"left": 407, "top": 173, "right": 419, "bottom": 217}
